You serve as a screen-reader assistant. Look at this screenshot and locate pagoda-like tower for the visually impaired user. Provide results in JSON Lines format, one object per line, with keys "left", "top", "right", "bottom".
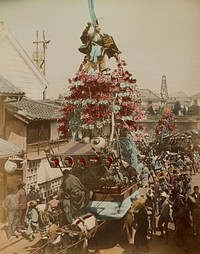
{"left": 160, "top": 75, "right": 169, "bottom": 104}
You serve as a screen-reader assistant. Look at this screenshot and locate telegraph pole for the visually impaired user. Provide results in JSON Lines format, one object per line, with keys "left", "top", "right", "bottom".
{"left": 33, "top": 31, "right": 50, "bottom": 76}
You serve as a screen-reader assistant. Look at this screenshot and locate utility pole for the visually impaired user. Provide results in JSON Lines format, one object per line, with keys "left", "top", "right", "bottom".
{"left": 33, "top": 31, "right": 50, "bottom": 76}
{"left": 160, "top": 75, "right": 169, "bottom": 105}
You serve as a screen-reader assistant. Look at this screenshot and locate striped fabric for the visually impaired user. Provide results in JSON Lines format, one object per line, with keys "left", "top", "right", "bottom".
{"left": 54, "top": 141, "right": 96, "bottom": 156}
{"left": 39, "top": 225, "right": 49, "bottom": 239}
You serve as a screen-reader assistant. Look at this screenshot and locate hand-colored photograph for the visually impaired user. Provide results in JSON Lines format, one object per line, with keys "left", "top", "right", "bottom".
{"left": 0, "top": 0, "right": 200, "bottom": 253}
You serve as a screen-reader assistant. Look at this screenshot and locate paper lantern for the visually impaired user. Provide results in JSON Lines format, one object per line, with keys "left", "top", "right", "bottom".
{"left": 91, "top": 137, "right": 106, "bottom": 152}
{"left": 64, "top": 157, "right": 74, "bottom": 166}
{"left": 4, "top": 160, "right": 17, "bottom": 174}
{"left": 105, "top": 156, "right": 113, "bottom": 164}
{"left": 78, "top": 158, "right": 86, "bottom": 165}
{"left": 50, "top": 158, "right": 59, "bottom": 167}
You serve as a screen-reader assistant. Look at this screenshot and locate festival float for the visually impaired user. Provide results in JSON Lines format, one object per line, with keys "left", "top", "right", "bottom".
{"left": 153, "top": 106, "right": 175, "bottom": 151}
{"left": 154, "top": 106, "right": 199, "bottom": 153}
{"left": 46, "top": 0, "right": 145, "bottom": 223}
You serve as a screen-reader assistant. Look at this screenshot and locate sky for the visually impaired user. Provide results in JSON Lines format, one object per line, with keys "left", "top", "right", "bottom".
{"left": 1, "top": 0, "right": 200, "bottom": 99}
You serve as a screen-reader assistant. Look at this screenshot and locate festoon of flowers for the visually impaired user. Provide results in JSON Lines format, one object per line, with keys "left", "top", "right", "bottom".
{"left": 58, "top": 52, "right": 145, "bottom": 140}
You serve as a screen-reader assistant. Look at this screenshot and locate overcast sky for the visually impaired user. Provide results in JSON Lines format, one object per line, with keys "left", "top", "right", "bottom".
{"left": 1, "top": 0, "right": 200, "bottom": 99}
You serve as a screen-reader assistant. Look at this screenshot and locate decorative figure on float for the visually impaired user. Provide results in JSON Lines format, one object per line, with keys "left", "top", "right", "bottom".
{"left": 78, "top": 21, "right": 119, "bottom": 72}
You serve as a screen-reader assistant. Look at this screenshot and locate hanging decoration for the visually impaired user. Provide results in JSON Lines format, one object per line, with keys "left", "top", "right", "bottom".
{"left": 4, "top": 159, "right": 17, "bottom": 174}
{"left": 57, "top": 0, "right": 145, "bottom": 147}
{"left": 88, "top": 0, "right": 97, "bottom": 28}
{"left": 58, "top": 52, "right": 145, "bottom": 141}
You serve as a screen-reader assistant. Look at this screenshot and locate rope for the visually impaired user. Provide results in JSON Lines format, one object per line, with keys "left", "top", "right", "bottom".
{"left": 92, "top": 193, "right": 109, "bottom": 208}
{"left": 31, "top": 241, "right": 49, "bottom": 254}
{"left": 54, "top": 237, "right": 86, "bottom": 254}
{"left": 33, "top": 219, "right": 107, "bottom": 254}
{"left": 40, "top": 210, "right": 55, "bottom": 225}
{"left": 53, "top": 222, "right": 100, "bottom": 254}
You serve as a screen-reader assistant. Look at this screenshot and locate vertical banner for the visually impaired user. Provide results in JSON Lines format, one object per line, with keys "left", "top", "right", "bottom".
{"left": 88, "top": 0, "right": 97, "bottom": 27}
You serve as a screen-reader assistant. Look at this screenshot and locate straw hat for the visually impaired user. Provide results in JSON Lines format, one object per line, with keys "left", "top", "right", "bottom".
{"left": 63, "top": 167, "right": 72, "bottom": 172}
{"left": 181, "top": 171, "right": 188, "bottom": 175}
{"left": 160, "top": 192, "right": 168, "bottom": 198}
{"left": 159, "top": 170, "right": 168, "bottom": 178}
{"left": 27, "top": 200, "right": 37, "bottom": 207}
{"left": 131, "top": 197, "right": 146, "bottom": 213}
{"left": 159, "top": 176, "right": 165, "bottom": 181}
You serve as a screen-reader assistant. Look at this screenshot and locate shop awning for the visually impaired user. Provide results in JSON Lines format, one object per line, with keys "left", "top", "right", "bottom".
{"left": 0, "top": 138, "right": 23, "bottom": 159}
{"left": 37, "top": 158, "right": 63, "bottom": 184}
{"left": 54, "top": 140, "right": 96, "bottom": 156}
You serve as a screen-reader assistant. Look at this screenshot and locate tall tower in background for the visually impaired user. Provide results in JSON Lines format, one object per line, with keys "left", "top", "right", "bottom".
{"left": 32, "top": 31, "right": 50, "bottom": 76}
{"left": 160, "top": 75, "right": 169, "bottom": 104}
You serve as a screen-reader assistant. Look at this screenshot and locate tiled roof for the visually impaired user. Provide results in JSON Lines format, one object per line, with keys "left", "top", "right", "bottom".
{"left": 140, "top": 89, "right": 161, "bottom": 100}
{"left": 0, "top": 76, "right": 24, "bottom": 96}
{"left": 191, "top": 92, "right": 200, "bottom": 98}
{"left": 6, "top": 98, "right": 62, "bottom": 121}
{"left": 0, "top": 138, "right": 22, "bottom": 159}
{"left": 169, "top": 91, "right": 189, "bottom": 98}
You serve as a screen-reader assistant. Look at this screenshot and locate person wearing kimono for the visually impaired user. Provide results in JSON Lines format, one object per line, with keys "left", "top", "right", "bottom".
{"left": 25, "top": 200, "right": 39, "bottom": 241}
{"left": 61, "top": 167, "right": 89, "bottom": 223}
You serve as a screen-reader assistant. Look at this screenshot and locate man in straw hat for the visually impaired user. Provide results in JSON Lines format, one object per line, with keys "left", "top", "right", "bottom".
{"left": 24, "top": 200, "right": 39, "bottom": 241}
{"left": 158, "top": 191, "right": 171, "bottom": 242}
{"left": 131, "top": 197, "right": 149, "bottom": 252}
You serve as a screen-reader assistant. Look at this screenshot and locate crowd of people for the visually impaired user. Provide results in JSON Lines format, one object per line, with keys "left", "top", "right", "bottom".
{"left": 3, "top": 139, "right": 200, "bottom": 254}
{"left": 130, "top": 145, "right": 200, "bottom": 253}
{"left": 4, "top": 183, "right": 43, "bottom": 240}
{"left": 4, "top": 167, "right": 89, "bottom": 242}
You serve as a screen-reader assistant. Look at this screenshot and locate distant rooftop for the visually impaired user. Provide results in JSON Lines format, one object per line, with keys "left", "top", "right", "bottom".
{"left": 140, "top": 89, "right": 161, "bottom": 101}
{"left": 191, "top": 92, "right": 200, "bottom": 98}
{"left": 169, "top": 91, "right": 189, "bottom": 98}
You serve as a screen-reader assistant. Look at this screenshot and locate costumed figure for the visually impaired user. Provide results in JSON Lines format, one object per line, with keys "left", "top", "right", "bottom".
{"left": 79, "top": 21, "right": 119, "bottom": 72}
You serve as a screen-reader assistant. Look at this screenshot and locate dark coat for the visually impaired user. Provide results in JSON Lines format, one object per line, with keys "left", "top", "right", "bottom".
{"left": 191, "top": 192, "right": 200, "bottom": 206}
{"left": 133, "top": 207, "right": 149, "bottom": 247}
{"left": 79, "top": 28, "right": 119, "bottom": 59}
{"left": 62, "top": 174, "right": 88, "bottom": 215}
